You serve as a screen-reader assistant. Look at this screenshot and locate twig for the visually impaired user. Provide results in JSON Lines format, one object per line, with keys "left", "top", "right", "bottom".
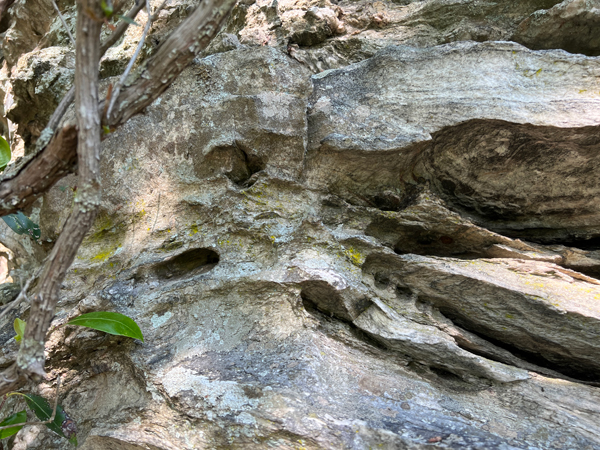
{"left": 100, "top": 0, "right": 147, "bottom": 54}
{"left": 51, "top": 0, "right": 75, "bottom": 47}
{"left": 9, "top": 0, "right": 104, "bottom": 392}
{"left": 0, "top": 277, "right": 33, "bottom": 323}
{"left": 0, "top": 376, "right": 62, "bottom": 431}
{"left": 45, "top": 0, "right": 155, "bottom": 132}
{"left": 106, "top": 0, "right": 151, "bottom": 119}
{"left": 151, "top": 192, "right": 160, "bottom": 233}
{"left": 0, "top": 0, "right": 231, "bottom": 218}
{"left": 0, "top": 0, "right": 235, "bottom": 396}
{"left": 149, "top": 0, "right": 169, "bottom": 22}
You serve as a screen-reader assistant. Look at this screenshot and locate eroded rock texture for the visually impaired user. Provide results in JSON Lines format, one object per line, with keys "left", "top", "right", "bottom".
{"left": 1, "top": 0, "right": 600, "bottom": 449}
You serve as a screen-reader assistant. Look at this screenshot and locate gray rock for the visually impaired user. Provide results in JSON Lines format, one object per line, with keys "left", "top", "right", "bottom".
{"left": 306, "top": 41, "right": 600, "bottom": 242}
{"left": 514, "top": 0, "right": 600, "bottom": 56}
{"left": 2, "top": 3, "right": 600, "bottom": 450}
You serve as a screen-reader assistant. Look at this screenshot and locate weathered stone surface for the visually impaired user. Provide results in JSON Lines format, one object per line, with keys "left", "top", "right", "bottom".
{"left": 514, "top": 0, "right": 600, "bottom": 56}
{"left": 6, "top": 46, "right": 74, "bottom": 148}
{"left": 1, "top": 0, "right": 55, "bottom": 67}
{"left": 226, "top": 0, "right": 565, "bottom": 72}
{"left": 362, "top": 252, "right": 600, "bottom": 379}
{"left": 305, "top": 41, "right": 600, "bottom": 242}
{"left": 2, "top": 1, "right": 600, "bottom": 449}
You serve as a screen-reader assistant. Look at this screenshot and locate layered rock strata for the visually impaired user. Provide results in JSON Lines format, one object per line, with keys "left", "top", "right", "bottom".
{"left": 0, "top": 0, "right": 599, "bottom": 449}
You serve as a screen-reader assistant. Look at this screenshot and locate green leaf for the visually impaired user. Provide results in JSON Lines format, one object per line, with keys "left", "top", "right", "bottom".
{"left": 13, "top": 318, "right": 26, "bottom": 343}
{"left": 100, "top": 0, "right": 113, "bottom": 17}
{"left": 2, "top": 212, "right": 41, "bottom": 240}
{"left": 22, "top": 394, "right": 67, "bottom": 438}
{"left": 0, "top": 410, "right": 26, "bottom": 439}
{"left": 2, "top": 214, "right": 26, "bottom": 235}
{"left": 0, "top": 136, "right": 11, "bottom": 172}
{"left": 67, "top": 312, "right": 144, "bottom": 341}
{"left": 116, "top": 14, "right": 140, "bottom": 26}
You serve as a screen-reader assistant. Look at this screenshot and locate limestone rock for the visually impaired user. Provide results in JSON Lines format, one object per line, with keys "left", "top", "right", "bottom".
{"left": 305, "top": 41, "right": 600, "bottom": 242}
{"left": 514, "top": 0, "right": 600, "bottom": 56}
{"left": 228, "top": 0, "right": 567, "bottom": 72}
{"left": 6, "top": 46, "right": 74, "bottom": 147}
{"left": 1, "top": 2, "right": 600, "bottom": 450}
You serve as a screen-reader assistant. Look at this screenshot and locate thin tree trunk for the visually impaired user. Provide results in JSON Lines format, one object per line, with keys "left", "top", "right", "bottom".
{"left": 1, "top": 0, "right": 103, "bottom": 394}
{"left": 0, "top": 0, "right": 236, "bottom": 396}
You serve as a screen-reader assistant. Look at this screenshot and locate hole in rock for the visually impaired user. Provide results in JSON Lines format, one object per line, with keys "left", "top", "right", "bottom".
{"left": 429, "top": 366, "right": 466, "bottom": 383}
{"left": 201, "top": 143, "right": 265, "bottom": 187}
{"left": 392, "top": 232, "right": 480, "bottom": 259}
{"left": 0, "top": 13, "right": 10, "bottom": 34}
{"left": 300, "top": 281, "right": 371, "bottom": 322}
{"left": 368, "top": 185, "right": 423, "bottom": 212}
{"left": 152, "top": 248, "right": 219, "bottom": 280}
{"left": 438, "top": 308, "right": 599, "bottom": 382}
{"left": 545, "top": 235, "right": 600, "bottom": 252}
{"left": 302, "top": 295, "right": 389, "bottom": 351}
{"left": 492, "top": 227, "right": 600, "bottom": 251}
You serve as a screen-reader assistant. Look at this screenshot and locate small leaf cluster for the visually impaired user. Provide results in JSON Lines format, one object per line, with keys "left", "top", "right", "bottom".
{"left": 1, "top": 312, "right": 143, "bottom": 445}
{"left": 0, "top": 136, "right": 41, "bottom": 241}
{"left": 0, "top": 393, "right": 78, "bottom": 446}
{"left": 0, "top": 106, "right": 145, "bottom": 446}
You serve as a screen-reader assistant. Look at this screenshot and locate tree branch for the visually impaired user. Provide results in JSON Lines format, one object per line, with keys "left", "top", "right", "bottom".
{"left": 0, "top": 0, "right": 236, "bottom": 396}
{"left": 0, "top": 125, "right": 77, "bottom": 215}
{"left": 46, "top": 0, "right": 149, "bottom": 132}
{"left": 0, "top": 0, "right": 103, "bottom": 395}
{"left": 0, "top": 276, "right": 33, "bottom": 323}
{"left": 105, "top": 0, "right": 152, "bottom": 119}
{"left": 51, "top": 0, "right": 76, "bottom": 47}
{"left": 106, "top": 0, "right": 237, "bottom": 126}
{"left": 0, "top": 0, "right": 235, "bottom": 216}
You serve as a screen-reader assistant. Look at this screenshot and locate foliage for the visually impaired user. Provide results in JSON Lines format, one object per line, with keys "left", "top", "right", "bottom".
{"left": 6, "top": 393, "right": 77, "bottom": 446}
{"left": 1, "top": 312, "right": 142, "bottom": 444}
{"left": 0, "top": 410, "right": 26, "bottom": 439}
{"left": 0, "top": 136, "right": 10, "bottom": 172}
{"left": 2, "top": 211, "right": 41, "bottom": 241}
{"left": 13, "top": 318, "right": 25, "bottom": 343}
{"left": 67, "top": 311, "right": 144, "bottom": 341}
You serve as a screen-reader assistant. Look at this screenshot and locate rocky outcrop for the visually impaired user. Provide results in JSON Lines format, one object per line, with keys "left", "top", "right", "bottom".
{"left": 306, "top": 41, "right": 600, "bottom": 244}
{"left": 1, "top": 0, "right": 600, "bottom": 449}
{"left": 514, "top": 0, "right": 600, "bottom": 56}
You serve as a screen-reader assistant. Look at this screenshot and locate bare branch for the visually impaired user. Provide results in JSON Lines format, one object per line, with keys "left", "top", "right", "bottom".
{"left": 0, "top": 276, "right": 33, "bottom": 323}
{"left": 0, "top": 0, "right": 235, "bottom": 218}
{"left": 150, "top": 0, "right": 169, "bottom": 21}
{"left": 46, "top": 0, "right": 150, "bottom": 132}
{"left": 106, "top": 0, "right": 152, "bottom": 119}
{"left": 106, "top": 0, "right": 237, "bottom": 126}
{"left": 100, "top": 0, "right": 148, "bottom": 54}
{"left": 10, "top": 0, "right": 104, "bottom": 390}
{"left": 51, "top": 0, "right": 76, "bottom": 47}
{"left": 0, "top": 125, "right": 77, "bottom": 215}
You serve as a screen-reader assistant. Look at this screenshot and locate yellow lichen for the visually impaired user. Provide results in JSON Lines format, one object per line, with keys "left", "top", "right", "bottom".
{"left": 91, "top": 245, "right": 121, "bottom": 262}
{"left": 344, "top": 246, "right": 365, "bottom": 266}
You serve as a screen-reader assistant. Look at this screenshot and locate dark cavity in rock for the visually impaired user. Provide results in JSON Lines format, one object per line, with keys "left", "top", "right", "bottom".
{"left": 152, "top": 248, "right": 220, "bottom": 280}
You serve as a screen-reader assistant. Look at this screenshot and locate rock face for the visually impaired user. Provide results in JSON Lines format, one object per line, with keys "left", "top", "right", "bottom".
{"left": 1, "top": 0, "right": 600, "bottom": 449}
